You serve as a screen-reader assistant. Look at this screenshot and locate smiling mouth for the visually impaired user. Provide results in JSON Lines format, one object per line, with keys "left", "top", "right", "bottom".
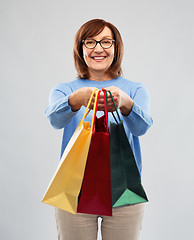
{"left": 91, "top": 56, "right": 107, "bottom": 61}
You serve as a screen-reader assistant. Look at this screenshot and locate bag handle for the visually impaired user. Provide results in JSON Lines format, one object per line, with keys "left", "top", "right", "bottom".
{"left": 103, "top": 89, "right": 109, "bottom": 133}
{"left": 92, "top": 90, "right": 109, "bottom": 133}
{"left": 91, "top": 90, "right": 101, "bottom": 131}
{"left": 79, "top": 89, "right": 100, "bottom": 129}
{"left": 108, "top": 91, "right": 121, "bottom": 123}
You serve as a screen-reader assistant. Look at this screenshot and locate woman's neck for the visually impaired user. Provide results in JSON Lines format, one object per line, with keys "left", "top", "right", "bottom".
{"left": 88, "top": 70, "right": 112, "bottom": 82}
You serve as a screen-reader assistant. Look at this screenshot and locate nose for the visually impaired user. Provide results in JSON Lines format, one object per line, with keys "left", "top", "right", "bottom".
{"left": 94, "top": 42, "right": 103, "bottom": 52}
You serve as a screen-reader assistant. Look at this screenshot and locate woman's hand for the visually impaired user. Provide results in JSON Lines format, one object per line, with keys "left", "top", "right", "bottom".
{"left": 69, "top": 87, "right": 108, "bottom": 111}
{"left": 102, "top": 86, "right": 133, "bottom": 116}
{"left": 68, "top": 87, "right": 97, "bottom": 111}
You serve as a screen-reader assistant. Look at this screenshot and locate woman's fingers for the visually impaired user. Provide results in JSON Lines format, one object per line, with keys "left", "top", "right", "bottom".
{"left": 87, "top": 88, "right": 120, "bottom": 112}
{"left": 89, "top": 101, "right": 118, "bottom": 111}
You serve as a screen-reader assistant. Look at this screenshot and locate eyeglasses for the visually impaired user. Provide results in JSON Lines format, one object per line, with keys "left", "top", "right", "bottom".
{"left": 82, "top": 38, "right": 115, "bottom": 49}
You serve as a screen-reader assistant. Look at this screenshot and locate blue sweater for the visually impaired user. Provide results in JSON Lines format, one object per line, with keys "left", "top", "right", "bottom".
{"left": 45, "top": 76, "right": 153, "bottom": 174}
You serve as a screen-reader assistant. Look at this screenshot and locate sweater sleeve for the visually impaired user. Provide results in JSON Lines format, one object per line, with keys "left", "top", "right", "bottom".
{"left": 45, "top": 83, "right": 78, "bottom": 129}
{"left": 122, "top": 83, "right": 153, "bottom": 136}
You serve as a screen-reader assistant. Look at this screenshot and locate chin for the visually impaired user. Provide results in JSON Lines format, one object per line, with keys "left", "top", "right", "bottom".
{"left": 91, "top": 67, "right": 109, "bottom": 72}
{"left": 91, "top": 64, "right": 111, "bottom": 71}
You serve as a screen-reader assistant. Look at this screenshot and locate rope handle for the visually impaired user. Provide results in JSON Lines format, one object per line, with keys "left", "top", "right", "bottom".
{"left": 103, "top": 90, "right": 109, "bottom": 133}
{"left": 79, "top": 89, "right": 100, "bottom": 129}
{"left": 91, "top": 90, "right": 101, "bottom": 131}
{"left": 108, "top": 90, "right": 121, "bottom": 123}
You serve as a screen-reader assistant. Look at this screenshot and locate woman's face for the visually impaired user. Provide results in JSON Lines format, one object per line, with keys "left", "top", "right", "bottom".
{"left": 82, "top": 26, "right": 115, "bottom": 78}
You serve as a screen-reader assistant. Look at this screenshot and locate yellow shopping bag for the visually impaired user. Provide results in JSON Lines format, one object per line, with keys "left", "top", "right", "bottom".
{"left": 42, "top": 89, "right": 100, "bottom": 214}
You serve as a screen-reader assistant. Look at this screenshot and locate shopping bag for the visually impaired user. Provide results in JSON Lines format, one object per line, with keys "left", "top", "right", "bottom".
{"left": 108, "top": 91, "right": 148, "bottom": 207}
{"left": 77, "top": 90, "right": 112, "bottom": 216}
{"left": 42, "top": 89, "right": 100, "bottom": 214}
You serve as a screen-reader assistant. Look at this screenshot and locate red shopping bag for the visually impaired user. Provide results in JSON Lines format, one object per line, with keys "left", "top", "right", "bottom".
{"left": 77, "top": 90, "right": 112, "bottom": 216}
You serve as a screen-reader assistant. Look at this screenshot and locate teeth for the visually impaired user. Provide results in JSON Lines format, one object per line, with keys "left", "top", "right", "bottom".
{"left": 93, "top": 57, "right": 106, "bottom": 60}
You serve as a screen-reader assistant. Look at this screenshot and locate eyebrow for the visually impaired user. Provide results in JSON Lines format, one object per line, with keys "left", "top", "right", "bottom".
{"left": 100, "top": 35, "right": 112, "bottom": 38}
{"left": 86, "top": 35, "right": 113, "bottom": 40}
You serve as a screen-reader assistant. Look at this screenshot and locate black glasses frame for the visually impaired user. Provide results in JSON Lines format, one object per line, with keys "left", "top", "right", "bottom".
{"left": 82, "top": 39, "right": 115, "bottom": 49}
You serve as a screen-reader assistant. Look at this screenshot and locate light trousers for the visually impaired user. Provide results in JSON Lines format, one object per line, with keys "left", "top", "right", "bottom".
{"left": 55, "top": 203, "right": 145, "bottom": 240}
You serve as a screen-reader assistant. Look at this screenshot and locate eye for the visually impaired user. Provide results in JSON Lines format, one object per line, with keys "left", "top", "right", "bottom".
{"left": 101, "top": 40, "right": 112, "bottom": 44}
{"left": 85, "top": 40, "right": 94, "bottom": 44}
{"left": 101, "top": 39, "right": 113, "bottom": 48}
{"left": 85, "top": 39, "right": 95, "bottom": 45}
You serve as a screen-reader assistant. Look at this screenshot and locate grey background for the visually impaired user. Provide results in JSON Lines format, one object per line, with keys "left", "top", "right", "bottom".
{"left": 1, "top": 0, "right": 194, "bottom": 239}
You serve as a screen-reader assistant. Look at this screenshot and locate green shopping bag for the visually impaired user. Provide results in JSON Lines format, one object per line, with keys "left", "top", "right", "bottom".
{"left": 108, "top": 91, "right": 148, "bottom": 207}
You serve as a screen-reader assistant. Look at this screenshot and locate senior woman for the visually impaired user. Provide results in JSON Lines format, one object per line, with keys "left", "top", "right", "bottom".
{"left": 45, "top": 19, "right": 153, "bottom": 240}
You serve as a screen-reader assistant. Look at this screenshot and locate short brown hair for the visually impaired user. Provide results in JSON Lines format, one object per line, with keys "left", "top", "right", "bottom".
{"left": 73, "top": 19, "right": 123, "bottom": 79}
